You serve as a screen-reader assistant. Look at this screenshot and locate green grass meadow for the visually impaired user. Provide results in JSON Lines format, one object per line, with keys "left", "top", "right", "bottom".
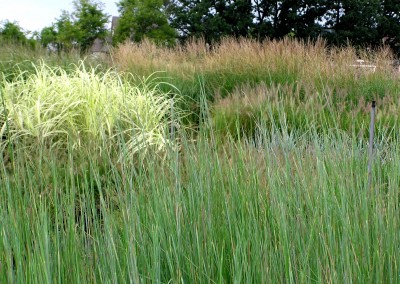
{"left": 0, "top": 39, "right": 399, "bottom": 283}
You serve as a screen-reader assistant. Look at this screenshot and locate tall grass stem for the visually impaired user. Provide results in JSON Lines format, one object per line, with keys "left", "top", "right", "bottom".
{"left": 368, "top": 100, "right": 376, "bottom": 189}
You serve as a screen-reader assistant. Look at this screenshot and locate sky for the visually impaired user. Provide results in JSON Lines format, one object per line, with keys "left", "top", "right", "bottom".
{"left": 0, "top": 0, "right": 119, "bottom": 34}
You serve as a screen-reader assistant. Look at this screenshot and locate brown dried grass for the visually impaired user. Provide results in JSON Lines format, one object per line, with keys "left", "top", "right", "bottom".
{"left": 113, "top": 37, "right": 398, "bottom": 82}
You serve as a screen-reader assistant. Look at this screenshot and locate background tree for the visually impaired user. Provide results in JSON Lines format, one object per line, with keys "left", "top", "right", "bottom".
{"left": 166, "top": 0, "right": 400, "bottom": 55}
{"left": 54, "top": 11, "right": 79, "bottom": 51}
{"left": 114, "top": 0, "right": 176, "bottom": 46}
{"left": 251, "top": 0, "right": 278, "bottom": 38}
{"left": 30, "top": 0, "right": 400, "bottom": 56}
{"left": 73, "top": 0, "right": 109, "bottom": 51}
{"left": 40, "top": 0, "right": 108, "bottom": 52}
{"left": 40, "top": 25, "right": 58, "bottom": 49}
{"left": 326, "top": 0, "right": 381, "bottom": 46}
{"left": 292, "top": 0, "right": 332, "bottom": 39}
{"left": 213, "top": 0, "right": 253, "bottom": 38}
{"left": 167, "top": 0, "right": 253, "bottom": 43}
{"left": 377, "top": 0, "right": 400, "bottom": 54}
{"left": 0, "top": 21, "right": 28, "bottom": 44}
{"left": 251, "top": 0, "right": 331, "bottom": 39}
{"left": 166, "top": 0, "right": 213, "bottom": 41}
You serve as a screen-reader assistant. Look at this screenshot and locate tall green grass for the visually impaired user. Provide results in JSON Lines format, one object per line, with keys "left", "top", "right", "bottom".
{"left": 1, "top": 99, "right": 399, "bottom": 282}
{"left": 0, "top": 41, "right": 399, "bottom": 283}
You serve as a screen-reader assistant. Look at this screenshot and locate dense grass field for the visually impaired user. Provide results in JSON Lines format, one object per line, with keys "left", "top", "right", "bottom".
{"left": 0, "top": 39, "right": 399, "bottom": 283}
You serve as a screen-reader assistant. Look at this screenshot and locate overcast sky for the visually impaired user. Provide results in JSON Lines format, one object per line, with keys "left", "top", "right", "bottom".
{"left": 0, "top": 0, "right": 119, "bottom": 34}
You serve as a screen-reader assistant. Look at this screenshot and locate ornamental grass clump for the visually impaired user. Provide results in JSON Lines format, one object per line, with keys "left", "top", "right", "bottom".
{"left": 0, "top": 62, "right": 177, "bottom": 163}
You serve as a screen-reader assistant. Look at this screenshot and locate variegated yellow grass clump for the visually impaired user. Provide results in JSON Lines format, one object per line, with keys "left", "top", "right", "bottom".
{"left": 0, "top": 62, "right": 177, "bottom": 162}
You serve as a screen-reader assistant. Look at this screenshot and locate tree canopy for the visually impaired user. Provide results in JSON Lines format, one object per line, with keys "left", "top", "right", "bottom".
{"left": 0, "top": 20, "right": 39, "bottom": 49}
{"left": 114, "top": 0, "right": 176, "bottom": 46}
{"left": 164, "top": 0, "right": 400, "bottom": 54}
{"left": 3, "top": 0, "right": 399, "bottom": 54}
{"left": 40, "top": 0, "right": 108, "bottom": 52}
{"left": 0, "top": 21, "right": 28, "bottom": 44}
